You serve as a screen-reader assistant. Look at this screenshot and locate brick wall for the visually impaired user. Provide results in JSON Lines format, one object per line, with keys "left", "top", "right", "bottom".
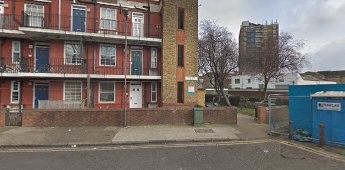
{"left": 20, "top": 107, "right": 237, "bottom": 127}
{"left": 197, "top": 89, "right": 206, "bottom": 107}
{"left": 161, "top": 0, "right": 199, "bottom": 105}
{"left": 0, "top": 111, "right": 4, "bottom": 127}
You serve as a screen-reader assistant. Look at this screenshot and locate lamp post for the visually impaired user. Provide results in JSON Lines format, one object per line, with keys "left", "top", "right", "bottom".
{"left": 123, "top": 8, "right": 129, "bottom": 128}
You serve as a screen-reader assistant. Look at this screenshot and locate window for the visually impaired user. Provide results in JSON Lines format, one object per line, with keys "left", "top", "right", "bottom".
{"left": 99, "top": 82, "right": 115, "bottom": 103}
{"left": 100, "top": 8, "right": 116, "bottom": 31}
{"left": 11, "top": 81, "right": 20, "bottom": 104}
{"left": 65, "top": 43, "right": 82, "bottom": 65}
{"left": 151, "top": 48, "right": 157, "bottom": 69}
{"left": 151, "top": 82, "right": 157, "bottom": 102}
{"left": 12, "top": 41, "right": 21, "bottom": 64}
{"left": 100, "top": 45, "right": 116, "bottom": 66}
{"left": 177, "top": 82, "right": 184, "bottom": 103}
{"left": 25, "top": 4, "right": 44, "bottom": 27}
{"left": 178, "top": 8, "right": 184, "bottom": 30}
{"left": 247, "top": 79, "right": 251, "bottom": 84}
{"left": 64, "top": 82, "right": 82, "bottom": 101}
{"left": 178, "top": 45, "right": 184, "bottom": 67}
{"left": 235, "top": 79, "right": 240, "bottom": 84}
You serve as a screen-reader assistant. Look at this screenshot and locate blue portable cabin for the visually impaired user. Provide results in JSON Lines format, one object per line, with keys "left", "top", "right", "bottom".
{"left": 289, "top": 84, "right": 345, "bottom": 146}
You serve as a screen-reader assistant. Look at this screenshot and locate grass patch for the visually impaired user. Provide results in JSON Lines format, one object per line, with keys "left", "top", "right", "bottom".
{"left": 239, "top": 108, "right": 256, "bottom": 117}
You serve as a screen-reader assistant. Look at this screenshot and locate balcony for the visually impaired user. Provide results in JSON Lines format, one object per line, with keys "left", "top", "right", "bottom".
{"left": 0, "top": 13, "right": 162, "bottom": 46}
{"left": 0, "top": 57, "right": 161, "bottom": 80}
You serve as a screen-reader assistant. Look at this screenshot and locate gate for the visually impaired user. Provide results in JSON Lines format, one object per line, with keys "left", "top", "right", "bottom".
{"left": 5, "top": 109, "right": 22, "bottom": 126}
{"left": 268, "top": 94, "right": 290, "bottom": 135}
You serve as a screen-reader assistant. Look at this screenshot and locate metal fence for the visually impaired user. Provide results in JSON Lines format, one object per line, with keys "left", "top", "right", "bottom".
{"left": 38, "top": 100, "right": 85, "bottom": 110}
{"left": 268, "top": 94, "right": 290, "bottom": 135}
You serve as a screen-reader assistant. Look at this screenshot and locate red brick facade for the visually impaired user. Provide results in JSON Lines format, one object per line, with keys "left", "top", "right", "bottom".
{"left": 0, "top": 0, "right": 202, "bottom": 127}
{"left": 18, "top": 107, "right": 237, "bottom": 127}
{"left": 0, "top": 0, "right": 165, "bottom": 109}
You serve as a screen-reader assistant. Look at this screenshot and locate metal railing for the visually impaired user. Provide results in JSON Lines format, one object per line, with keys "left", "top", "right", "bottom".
{"left": 38, "top": 100, "right": 85, "bottom": 109}
{"left": 0, "top": 13, "right": 162, "bottom": 38}
{"left": 0, "top": 57, "right": 161, "bottom": 76}
{"left": 20, "top": 12, "right": 162, "bottom": 38}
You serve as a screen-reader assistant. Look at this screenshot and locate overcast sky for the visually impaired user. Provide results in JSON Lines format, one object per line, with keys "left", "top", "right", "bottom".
{"left": 199, "top": 0, "right": 345, "bottom": 72}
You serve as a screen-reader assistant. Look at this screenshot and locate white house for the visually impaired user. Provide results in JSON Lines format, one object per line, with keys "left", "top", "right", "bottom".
{"left": 231, "top": 73, "right": 336, "bottom": 90}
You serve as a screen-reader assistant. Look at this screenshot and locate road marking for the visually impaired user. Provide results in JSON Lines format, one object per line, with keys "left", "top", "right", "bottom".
{"left": 276, "top": 140, "right": 345, "bottom": 163}
{"left": 0, "top": 139, "right": 273, "bottom": 153}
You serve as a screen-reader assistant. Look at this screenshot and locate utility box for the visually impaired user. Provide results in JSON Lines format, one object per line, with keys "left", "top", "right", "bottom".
{"left": 289, "top": 84, "right": 345, "bottom": 147}
{"left": 194, "top": 107, "right": 204, "bottom": 126}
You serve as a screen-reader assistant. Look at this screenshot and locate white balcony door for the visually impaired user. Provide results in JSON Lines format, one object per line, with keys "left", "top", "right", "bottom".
{"left": 25, "top": 4, "right": 44, "bottom": 27}
{"left": 132, "top": 12, "right": 144, "bottom": 37}
{"left": 0, "top": 6, "right": 4, "bottom": 29}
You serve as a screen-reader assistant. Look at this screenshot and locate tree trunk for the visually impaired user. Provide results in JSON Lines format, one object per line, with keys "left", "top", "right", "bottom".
{"left": 216, "top": 90, "right": 221, "bottom": 103}
{"left": 221, "top": 89, "right": 231, "bottom": 106}
{"left": 263, "top": 80, "right": 269, "bottom": 102}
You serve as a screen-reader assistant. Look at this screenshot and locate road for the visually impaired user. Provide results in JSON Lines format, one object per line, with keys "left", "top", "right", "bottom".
{"left": 0, "top": 140, "right": 344, "bottom": 170}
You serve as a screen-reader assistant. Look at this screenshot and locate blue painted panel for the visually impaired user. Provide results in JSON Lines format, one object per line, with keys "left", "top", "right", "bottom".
{"left": 34, "top": 85, "right": 49, "bottom": 108}
{"left": 36, "top": 47, "right": 50, "bottom": 73}
{"left": 312, "top": 98, "right": 345, "bottom": 145}
{"left": 73, "top": 8, "right": 86, "bottom": 32}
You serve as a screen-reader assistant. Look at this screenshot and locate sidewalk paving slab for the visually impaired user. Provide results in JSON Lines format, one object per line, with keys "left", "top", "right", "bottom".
{"left": 0, "top": 127, "right": 119, "bottom": 146}
{"left": 0, "top": 113, "right": 268, "bottom": 147}
{"left": 111, "top": 125, "right": 241, "bottom": 144}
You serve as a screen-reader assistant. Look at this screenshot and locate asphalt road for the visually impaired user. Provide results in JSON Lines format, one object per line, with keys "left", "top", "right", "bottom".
{"left": 0, "top": 141, "right": 344, "bottom": 170}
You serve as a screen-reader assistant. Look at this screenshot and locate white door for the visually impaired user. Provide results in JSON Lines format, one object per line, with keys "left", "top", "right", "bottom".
{"left": 130, "top": 84, "right": 142, "bottom": 108}
{"left": 132, "top": 12, "right": 144, "bottom": 37}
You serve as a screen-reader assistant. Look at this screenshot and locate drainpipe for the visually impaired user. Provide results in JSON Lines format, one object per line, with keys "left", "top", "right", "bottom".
{"left": 19, "top": 79, "right": 23, "bottom": 113}
{"left": 147, "top": 0, "right": 150, "bottom": 37}
{"left": 0, "top": 40, "right": 2, "bottom": 109}
{"left": 58, "top": 0, "right": 61, "bottom": 30}
{"left": 11, "top": 0, "right": 21, "bottom": 25}
{"left": 147, "top": 0, "right": 151, "bottom": 76}
{"left": 93, "top": 43, "right": 96, "bottom": 74}
{"left": 123, "top": 8, "right": 129, "bottom": 128}
{"left": 93, "top": 0, "right": 97, "bottom": 33}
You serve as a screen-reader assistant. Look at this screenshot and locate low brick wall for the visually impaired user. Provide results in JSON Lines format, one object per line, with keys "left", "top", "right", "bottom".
{"left": 0, "top": 111, "right": 5, "bottom": 127}
{"left": 20, "top": 107, "right": 237, "bottom": 127}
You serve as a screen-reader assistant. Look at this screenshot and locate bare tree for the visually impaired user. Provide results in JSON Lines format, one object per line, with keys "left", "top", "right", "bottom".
{"left": 256, "top": 32, "right": 307, "bottom": 101}
{"left": 199, "top": 20, "right": 238, "bottom": 106}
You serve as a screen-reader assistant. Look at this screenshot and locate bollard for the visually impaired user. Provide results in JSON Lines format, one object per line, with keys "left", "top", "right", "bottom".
{"left": 319, "top": 124, "right": 325, "bottom": 147}
{"left": 289, "top": 121, "right": 294, "bottom": 140}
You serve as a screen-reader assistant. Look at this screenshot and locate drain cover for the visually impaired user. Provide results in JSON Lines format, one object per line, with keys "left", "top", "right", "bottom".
{"left": 194, "top": 128, "right": 214, "bottom": 133}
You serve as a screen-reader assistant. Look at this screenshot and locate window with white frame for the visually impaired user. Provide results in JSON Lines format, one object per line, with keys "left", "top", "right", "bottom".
{"left": 100, "top": 8, "right": 116, "bottom": 31}
{"left": 151, "top": 48, "right": 157, "bottom": 69}
{"left": 11, "top": 81, "right": 20, "bottom": 103}
{"left": 100, "top": 45, "right": 116, "bottom": 66}
{"left": 25, "top": 4, "right": 44, "bottom": 27}
{"left": 65, "top": 43, "right": 82, "bottom": 65}
{"left": 99, "top": 82, "right": 115, "bottom": 103}
{"left": 64, "top": 82, "right": 82, "bottom": 101}
{"left": 151, "top": 82, "right": 157, "bottom": 102}
{"left": 12, "top": 41, "right": 21, "bottom": 64}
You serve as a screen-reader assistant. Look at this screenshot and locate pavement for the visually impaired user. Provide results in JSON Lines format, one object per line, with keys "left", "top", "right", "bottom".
{"left": 0, "top": 114, "right": 268, "bottom": 147}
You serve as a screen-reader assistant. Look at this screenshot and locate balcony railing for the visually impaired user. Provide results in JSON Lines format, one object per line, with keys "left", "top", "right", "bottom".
{"left": 0, "top": 57, "right": 161, "bottom": 77}
{"left": 0, "top": 13, "right": 162, "bottom": 39}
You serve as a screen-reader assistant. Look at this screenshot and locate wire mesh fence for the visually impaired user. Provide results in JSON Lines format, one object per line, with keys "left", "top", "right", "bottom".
{"left": 268, "top": 94, "right": 290, "bottom": 135}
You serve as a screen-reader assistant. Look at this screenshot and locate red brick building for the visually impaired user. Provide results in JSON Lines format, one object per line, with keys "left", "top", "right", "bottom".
{"left": 0, "top": 0, "right": 199, "bottom": 111}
